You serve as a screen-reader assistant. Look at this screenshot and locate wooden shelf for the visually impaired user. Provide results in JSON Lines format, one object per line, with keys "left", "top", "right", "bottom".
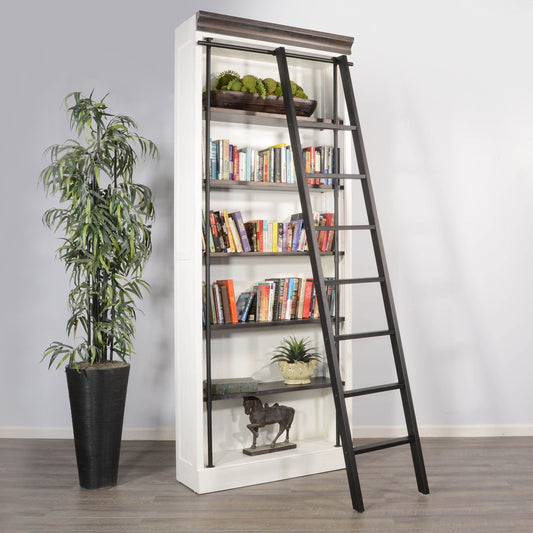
{"left": 206, "top": 179, "right": 339, "bottom": 191}
{"left": 205, "top": 377, "right": 333, "bottom": 401}
{"left": 209, "top": 317, "right": 343, "bottom": 331}
{"left": 207, "top": 107, "right": 339, "bottom": 129}
{"left": 207, "top": 251, "right": 343, "bottom": 258}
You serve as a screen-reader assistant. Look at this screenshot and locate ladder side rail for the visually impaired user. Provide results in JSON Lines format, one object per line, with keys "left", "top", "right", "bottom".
{"left": 337, "top": 55, "right": 429, "bottom": 494}
{"left": 275, "top": 47, "right": 364, "bottom": 512}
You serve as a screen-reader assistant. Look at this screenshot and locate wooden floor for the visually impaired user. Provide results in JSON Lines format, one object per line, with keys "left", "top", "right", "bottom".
{"left": 1, "top": 437, "right": 532, "bottom": 532}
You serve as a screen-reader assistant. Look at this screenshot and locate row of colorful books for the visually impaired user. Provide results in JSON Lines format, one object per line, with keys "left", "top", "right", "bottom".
{"left": 209, "top": 140, "right": 339, "bottom": 185}
{"left": 203, "top": 210, "right": 335, "bottom": 254}
{"left": 204, "top": 278, "right": 336, "bottom": 325}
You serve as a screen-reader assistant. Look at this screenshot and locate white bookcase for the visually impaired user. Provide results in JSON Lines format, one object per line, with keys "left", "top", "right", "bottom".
{"left": 174, "top": 11, "right": 355, "bottom": 493}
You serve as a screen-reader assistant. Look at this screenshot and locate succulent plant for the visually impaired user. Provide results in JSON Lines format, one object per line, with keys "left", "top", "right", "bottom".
{"left": 214, "top": 70, "right": 240, "bottom": 90}
{"left": 271, "top": 336, "right": 321, "bottom": 364}
{"left": 212, "top": 72, "right": 308, "bottom": 100}
{"left": 227, "top": 79, "right": 243, "bottom": 92}
{"left": 241, "top": 74, "right": 258, "bottom": 90}
{"left": 263, "top": 77, "right": 278, "bottom": 94}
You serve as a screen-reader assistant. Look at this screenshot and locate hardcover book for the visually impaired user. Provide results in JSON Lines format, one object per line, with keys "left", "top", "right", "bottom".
{"left": 204, "top": 377, "right": 258, "bottom": 396}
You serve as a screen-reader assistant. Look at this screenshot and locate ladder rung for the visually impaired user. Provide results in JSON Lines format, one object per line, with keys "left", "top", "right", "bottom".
{"left": 325, "top": 277, "right": 384, "bottom": 286}
{"left": 297, "top": 121, "right": 357, "bottom": 131}
{"left": 354, "top": 436, "right": 413, "bottom": 455}
{"left": 306, "top": 173, "right": 365, "bottom": 180}
{"left": 344, "top": 382, "right": 403, "bottom": 398}
{"left": 336, "top": 330, "right": 394, "bottom": 341}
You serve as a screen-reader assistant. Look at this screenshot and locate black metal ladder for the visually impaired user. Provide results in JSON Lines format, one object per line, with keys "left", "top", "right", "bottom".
{"left": 275, "top": 47, "right": 430, "bottom": 512}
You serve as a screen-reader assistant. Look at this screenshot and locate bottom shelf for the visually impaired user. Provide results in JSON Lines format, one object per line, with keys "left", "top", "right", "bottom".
{"left": 177, "top": 438, "right": 345, "bottom": 494}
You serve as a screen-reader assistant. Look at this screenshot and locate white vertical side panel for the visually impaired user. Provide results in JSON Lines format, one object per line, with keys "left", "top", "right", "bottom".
{"left": 174, "top": 15, "right": 204, "bottom": 491}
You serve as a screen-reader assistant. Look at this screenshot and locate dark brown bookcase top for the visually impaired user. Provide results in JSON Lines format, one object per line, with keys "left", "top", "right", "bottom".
{"left": 196, "top": 11, "right": 353, "bottom": 55}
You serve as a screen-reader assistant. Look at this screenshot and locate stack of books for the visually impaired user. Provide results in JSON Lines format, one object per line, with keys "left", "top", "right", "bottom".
{"left": 203, "top": 210, "right": 334, "bottom": 254}
{"left": 209, "top": 140, "right": 339, "bottom": 185}
{"left": 204, "top": 278, "right": 336, "bottom": 325}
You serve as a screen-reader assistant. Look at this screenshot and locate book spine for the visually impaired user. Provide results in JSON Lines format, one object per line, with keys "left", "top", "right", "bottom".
{"left": 291, "top": 219, "right": 302, "bottom": 252}
{"left": 226, "top": 279, "right": 238, "bottom": 324}
{"left": 323, "top": 212, "right": 334, "bottom": 251}
{"left": 216, "top": 280, "right": 238, "bottom": 324}
{"left": 297, "top": 277, "right": 307, "bottom": 319}
{"left": 256, "top": 221, "right": 263, "bottom": 253}
{"left": 280, "top": 145, "right": 287, "bottom": 183}
{"left": 231, "top": 211, "right": 251, "bottom": 252}
{"left": 257, "top": 283, "right": 270, "bottom": 322}
{"left": 266, "top": 222, "right": 273, "bottom": 252}
{"left": 218, "top": 283, "right": 232, "bottom": 324}
{"left": 229, "top": 143, "right": 234, "bottom": 181}
{"left": 240, "top": 291, "right": 256, "bottom": 322}
{"left": 236, "top": 292, "right": 249, "bottom": 321}
{"left": 267, "top": 281, "right": 275, "bottom": 321}
{"left": 216, "top": 140, "right": 223, "bottom": 180}
{"left": 212, "top": 283, "right": 224, "bottom": 324}
{"left": 209, "top": 211, "right": 222, "bottom": 252}
{"left": 290, "top": 278, "right": 300, "bottom": 319}
{"left": 297, "top": 227, "right": 307, "bottom": 252}
{"left": 284, "top": 278, "right": 294, "bottom": 320}
{"left": 286, "top": 224, "right": 293, "bottom": 252}
{"left": 271, "top": 222, "right": 278, "bottom": 253}
{"left": 222, "top": 210, "right": 236, "bottom": 252}
{"left": 214, "top": 211, "right": 230, "bottom": 252}
{"left": 228, "top": 216, "right": 243, "bottom": 252}
{"left": 248, "top": 287, "right": 258, "bottom": 321}
{"left": 274, "top": 147, "right": 281, "bottom": 183}
{"left": 302, "top": 279, "right": 313, "bottom": 319}
{"left": 210, "top": 140, "right": 217, "bottom": 180}
{"left": 223, "top": 139, "right": 230, "bottom": 180}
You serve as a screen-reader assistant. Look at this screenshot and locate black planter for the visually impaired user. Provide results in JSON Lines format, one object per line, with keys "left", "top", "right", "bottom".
{"left": 66, "top": 363, "right": 130, "bottom": 489}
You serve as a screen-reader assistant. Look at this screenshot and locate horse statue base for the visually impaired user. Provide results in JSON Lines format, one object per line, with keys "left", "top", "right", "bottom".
{"left": 243, "top": 441, "right": 297, "bottom": 456}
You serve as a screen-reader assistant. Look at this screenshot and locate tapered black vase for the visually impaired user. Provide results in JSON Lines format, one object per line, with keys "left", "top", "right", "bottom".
{"left": 66, "top": 363, "right": 130, "bottom": 489}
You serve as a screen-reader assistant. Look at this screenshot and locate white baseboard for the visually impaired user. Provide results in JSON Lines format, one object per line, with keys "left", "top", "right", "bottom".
{"left": 354, "top": 424, "right": 533, "bottom": 438}
{"left": 1, "top": 425, "right": 533, "bottom": 440}
{"left": 0, "top": 427, "right": 175, "bottom": 440}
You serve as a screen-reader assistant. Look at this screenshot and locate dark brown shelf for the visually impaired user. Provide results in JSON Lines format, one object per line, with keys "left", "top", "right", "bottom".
{"left": 207, "top": 251, "right": 343, "bottom": 258}
{"left": 205, "top": 377, "right": 333, "bottom": 401}
{"left": 205, "top": 179, "right": 339, "bottom": 191}
{"left": 209, "top": 317, "right": 344, "bottom": 331}
{"left": 207, "top": 106, "right": 340, "bottom": 129}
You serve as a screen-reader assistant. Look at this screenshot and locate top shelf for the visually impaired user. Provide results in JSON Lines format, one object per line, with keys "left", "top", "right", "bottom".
{"left": 207, "top": 107, "right": 355, "bottom": 131}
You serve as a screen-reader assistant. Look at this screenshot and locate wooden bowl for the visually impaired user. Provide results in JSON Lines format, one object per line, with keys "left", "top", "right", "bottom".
{"left": 204, "top": 90, "right": 317, "bottom": 117}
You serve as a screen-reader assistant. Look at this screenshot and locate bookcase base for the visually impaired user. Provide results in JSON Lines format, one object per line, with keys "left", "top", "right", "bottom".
{"left": 177, "top": 438, "right": 344, "bottom": 494}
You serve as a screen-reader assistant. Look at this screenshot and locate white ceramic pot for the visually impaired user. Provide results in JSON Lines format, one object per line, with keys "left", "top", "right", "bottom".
{"left": 278, "top": 360, "right": 318, "bottom": 384}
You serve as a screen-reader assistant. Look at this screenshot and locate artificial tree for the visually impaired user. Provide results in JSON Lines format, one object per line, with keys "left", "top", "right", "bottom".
{"left": 40, "top": 91, "right": 158, "bottom": 488}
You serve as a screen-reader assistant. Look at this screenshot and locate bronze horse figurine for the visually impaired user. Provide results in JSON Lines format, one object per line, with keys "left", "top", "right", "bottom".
{"left": 243, "top": 396, "right": 295, "bottom": 449}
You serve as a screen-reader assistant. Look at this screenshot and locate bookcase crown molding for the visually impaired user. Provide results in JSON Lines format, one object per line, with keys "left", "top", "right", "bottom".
{"left": 196, "top": 11, "right": 354, "bottom": 55}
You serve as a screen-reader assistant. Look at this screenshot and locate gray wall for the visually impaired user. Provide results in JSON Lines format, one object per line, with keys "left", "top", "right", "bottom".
{"left": 1, "top": 0, "right": 532, "bottom": 437}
